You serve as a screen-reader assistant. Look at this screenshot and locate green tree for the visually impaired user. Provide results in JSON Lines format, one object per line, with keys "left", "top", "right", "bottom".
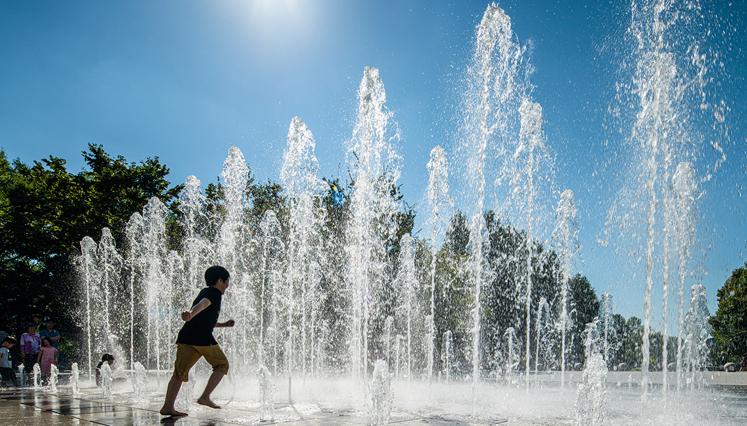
{"left": 0, "top": 145, "right": 180, "bottom": 337}
{"left": 710, "top": 262, "right": 747, "bottom": 364}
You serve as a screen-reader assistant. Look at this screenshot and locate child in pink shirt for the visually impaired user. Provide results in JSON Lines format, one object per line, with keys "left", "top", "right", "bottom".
{"left": 37, "top": 337, "right": 58, "bottom": 379}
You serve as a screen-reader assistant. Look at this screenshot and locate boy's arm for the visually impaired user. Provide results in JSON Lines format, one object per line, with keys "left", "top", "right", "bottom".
{"left": 181, "top": 298, "right": 211, "bottom": 321}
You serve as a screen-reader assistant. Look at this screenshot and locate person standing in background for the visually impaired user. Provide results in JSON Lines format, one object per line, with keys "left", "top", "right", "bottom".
{"left": 36, "top": 337, "right": 57, "bottom": 383}
{"left": 20, "top": 324, "right": 40, "bottom": 380}
{"left": 0, "top": 337, "right": 18, "bottom": 386}
{"left": 39, "top": 319, "right": 60, "bottom": 349}
{"left": 31, "top": 314, "right": 43, "bottom": 332}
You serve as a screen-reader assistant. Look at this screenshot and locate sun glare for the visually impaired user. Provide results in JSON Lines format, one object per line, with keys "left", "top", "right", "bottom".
{"left": 245, "top": 0, "right": 313, "bottom": 38}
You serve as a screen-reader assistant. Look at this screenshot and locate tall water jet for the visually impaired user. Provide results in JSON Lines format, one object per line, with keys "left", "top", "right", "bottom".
{"left": 672, "top": 161, "right": 697, "bottom": 394}
{"left": 280, "top": 117, "right": 325, "bottom": 381}
{"left": 96, "top": 228, "right": 124, "bottom": 365}
{"left": 76, "top": 228, "right": 127, "bottom": 378}
{"left": 461, "top": 3, "right": 522, "bottom": 409}
{"left": 383, "top": 316, "right": 394, "bottom": 364}
{"left": 257, "top": 210, "right": 284, "bottom": 371}
{"left": 77, "top": 237, "right": 98, "bottom": 379}
{"left": 217, "top": 147, "right": 249, "bottom": 272}
{"left": 179, "top": 175, "right": 210, "bottom": 293}
{"left": 165, "top": 250, "right": 185, "bottom": 367}
{"left": 235, "top": 272, "right": 258, "bottom": 370}
{"left": 514, "top": 97, "right": 551, "bottom": 387}
{"left": 503, "top": 327, "right": 519, "bottom": 385}
{"left": 600, "top": 293, "right": 613, "bottom": 365}
{"left": 442, "top": 330, "right": 452, "bottom": 383}
{"left": 124, "top": 213, "right": 144, "bottom": 369}
{"left": 425, "top": 145, "right": 451, "bottom": 382}
{"left": 345, "top": 67, "right": 401, "bottom": 381}
{"left": 268, "top": 239, "right": 288, "bottom": 377}
{"left": 142, "top": 197, "right": 169, "bottom": 370}
{"left": 216, "top": 147, "right": 250, "bottom": 364}
{"left": 635, "top": 22, "right": 676, "bottom": 402}
{"left": 621, "top": 0, "right": 722, "bottom": 400}
{"left": 395, "top": 234, "right": 417, "bottom": 381}
{"left": 534, "top": 297, "right": 553, "bottom": 375}
{"left": 394, "top": 334, "right": 402, "bottom": 378}
{"left": 684, "top": 284, "right": 710, "bottom": 390}
{"left": 553, "top": 189, "right": 578, "bottom": 387}
{"left": 307, "top": 259, "right": 324, "bottom": 377}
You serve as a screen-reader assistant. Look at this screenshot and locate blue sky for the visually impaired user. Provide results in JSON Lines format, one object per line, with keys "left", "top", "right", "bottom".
{"left": 1, "top": 0, "right": 745, "bottom": 321}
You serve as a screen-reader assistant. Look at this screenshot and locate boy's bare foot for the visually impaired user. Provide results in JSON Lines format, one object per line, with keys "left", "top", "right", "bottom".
{"left": 159, "top": 407, "right": 188, "bottom": 417}
{"left": 196, "top": 397, "right": 221, "bottom": 409}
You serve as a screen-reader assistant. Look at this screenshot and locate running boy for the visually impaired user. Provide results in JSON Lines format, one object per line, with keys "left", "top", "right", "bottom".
{"left": 159, "top": 265, "right": 235, "bottom": 417}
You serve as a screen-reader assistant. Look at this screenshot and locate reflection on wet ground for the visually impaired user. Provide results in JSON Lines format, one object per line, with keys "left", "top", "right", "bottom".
{"left": 0, "top": 387, "right": 432, "bottom": 425}
{"left": 0, "top": 388, "right": 205, "bottom": 425}
{"left": 4, "top": 384, "right": 747, "bottom": 425}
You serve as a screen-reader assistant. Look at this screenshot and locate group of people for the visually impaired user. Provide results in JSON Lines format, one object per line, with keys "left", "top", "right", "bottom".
{"left": 0, "top": 317, "right": 61, "bottom": 387}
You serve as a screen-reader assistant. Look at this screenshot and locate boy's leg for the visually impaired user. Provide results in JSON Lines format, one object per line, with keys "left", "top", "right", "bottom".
{"left": 160, "top": 375, "right": 187, "bottom": 416}
{"left": 160, "top": 344, "right": 201, "bottom": 417}
{"left": 197, "top": 371, "right": 225, "bottom": 408}
{"left": 196, "top": 345, "right": 229, "bottom": 409}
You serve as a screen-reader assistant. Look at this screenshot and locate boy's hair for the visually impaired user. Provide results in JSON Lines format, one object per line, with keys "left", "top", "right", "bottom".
{"left": 204, "top": 265, "right": 230, "bottom": 287}
{"left": 102, "top": 354, "right": 114, "bottom": 362}
{"left": 2, "top": 337, "right": 16, "bottom": 345}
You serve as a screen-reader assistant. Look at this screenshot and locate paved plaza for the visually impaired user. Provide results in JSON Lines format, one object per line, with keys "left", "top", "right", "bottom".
{"left": 0, "top": 387, "right": 511, "bottom": 425}
{"left": 5, "top": 375, "right": 747, "bottom": 424}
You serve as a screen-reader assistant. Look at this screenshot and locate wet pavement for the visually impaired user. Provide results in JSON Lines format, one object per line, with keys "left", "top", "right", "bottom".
{"left": 0, "top": 387, "right": 446, "bottom": 425}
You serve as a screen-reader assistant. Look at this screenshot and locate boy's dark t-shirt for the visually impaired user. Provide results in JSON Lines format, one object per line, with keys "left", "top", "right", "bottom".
{"left": 176, "top": 286, "right": 222, "bottom": 346}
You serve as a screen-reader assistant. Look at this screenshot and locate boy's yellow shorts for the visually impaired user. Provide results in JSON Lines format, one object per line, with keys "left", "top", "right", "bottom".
{"left": 173, "top": 343, "right": 229, "bottom": 382}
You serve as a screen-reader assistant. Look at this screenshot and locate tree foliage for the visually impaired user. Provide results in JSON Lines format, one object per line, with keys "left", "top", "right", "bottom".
{"left": 0, "top": 145, "right": 180, "bottom": 333}
{"left": 710, "top": 262, "right": 747, "bottom": 364}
